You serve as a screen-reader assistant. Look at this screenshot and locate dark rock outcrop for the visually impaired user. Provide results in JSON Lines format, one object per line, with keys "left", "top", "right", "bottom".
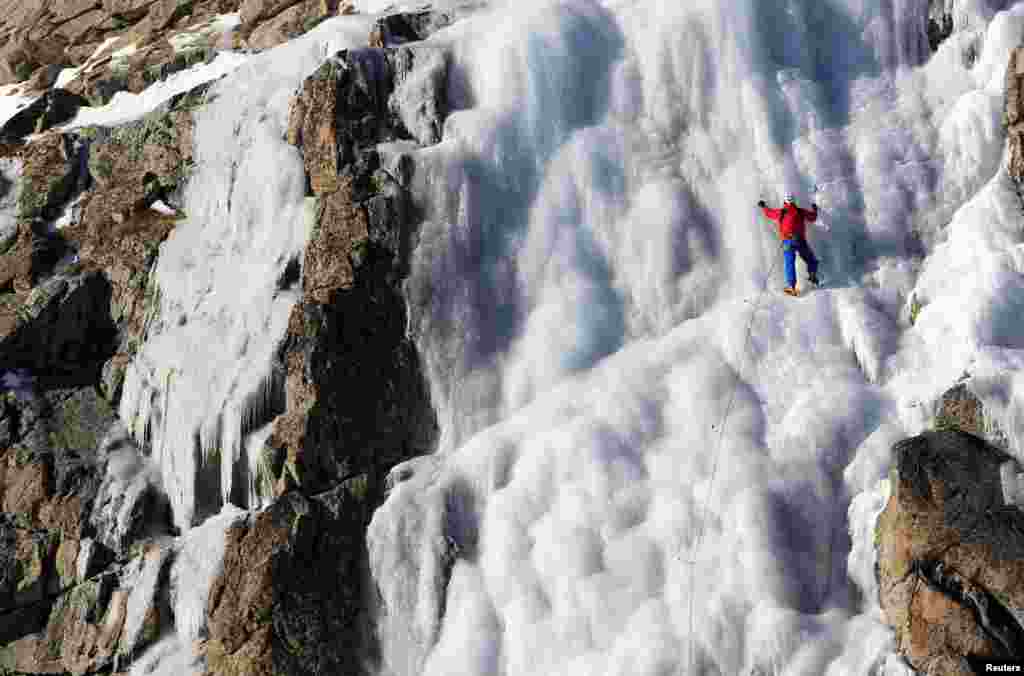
{"left": 927, "top": 0, "right": 954, "bottom": 52}
{"left": 1, "top": 270, "right": 117, "bottom": 377}
{"left": 876, "top": 430, "right": 1024, "bottom": 675}
{"left": 200, "top": 37, "right": 453, "bottom": 676}
{"left": 932, "top": 380, "right": 1011, "bottom": 451}
{"left": 0, "top": 71, "right": 205, "bottom": 676}
{"left": 204, "top": 476, "right": 374, "bottom": 676}
{"left": 0, "top": 383, "right": 173, "bottom": 674}
{"left": 275, "top": 44, "right": 447, "bottom": 498}
{"left": 368, "top": 9, "right": 453, "bottom": 48}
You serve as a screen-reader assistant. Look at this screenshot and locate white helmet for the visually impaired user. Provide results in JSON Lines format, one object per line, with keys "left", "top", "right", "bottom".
{"left": 784, "top": 193, "right": 796, "bottom": 204}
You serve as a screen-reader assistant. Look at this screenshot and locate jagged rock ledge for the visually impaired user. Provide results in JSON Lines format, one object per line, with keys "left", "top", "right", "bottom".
{"left": 876, "top": 429, "right": 1024, "bottom": 676}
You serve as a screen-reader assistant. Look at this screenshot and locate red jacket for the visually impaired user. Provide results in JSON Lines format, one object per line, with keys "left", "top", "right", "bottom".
{"left": 762, "top": 204, "right": 817, "bottom": 240}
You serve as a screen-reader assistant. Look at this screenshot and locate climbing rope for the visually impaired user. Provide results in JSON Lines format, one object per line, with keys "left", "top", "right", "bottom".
{"left": 683, "top": 243, "right": 781, "bottom": 675}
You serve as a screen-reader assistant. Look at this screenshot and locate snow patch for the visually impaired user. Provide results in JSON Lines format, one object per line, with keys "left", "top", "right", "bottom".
{"left": 61, "top": 51, "right": 250, "bottom": 131}
{"left": 150, "top": 200, "right": 177, "bottom": 217}
{"left": 0, "top": 93, "right": 32, "bottom": 128}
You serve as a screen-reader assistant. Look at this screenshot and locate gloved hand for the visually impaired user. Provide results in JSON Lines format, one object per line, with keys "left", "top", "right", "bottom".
{"left": 811, "top": 202, "right": 818, "bottom": 210}
{"left": 757, "top": 200, "right": 766, "bottom": 208}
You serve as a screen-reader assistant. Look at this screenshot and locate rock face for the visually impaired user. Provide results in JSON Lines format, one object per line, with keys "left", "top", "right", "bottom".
{"left": 65, "top": 84, "right": 205, "bottom": 402}
{"left": 0, "top": 6, "right": 454, "bottom": 676}
{"left": 927, "top": 0, "right": 955, "bottom": 52}
{"left": 876, "top": 430, "right": 1024, "bottom": 675}
{"left": 242, "top": 0, "right": 355, "bottom": 51}
{"left": 0, "top": 384, "right": 171, "bottom": 675}
{"left": 0, "top": 0, "right": 343, "bottom": 93}
{"left": 273, "top": 44, "right": 446, "bottom": 500}
{"left": 204, "top": 477, "right": 373, "bottom": 676}
{"left": 198, "top": 41, "right": 450, "bottom": 676}
{"left": 932, "top": 380, "right": 1011, "bottom": 451}
{"left": 368, "top": 9, "right": 453, "bottom": 48}
{"left": 1006, "top": 47, "right": 1024, "bottom": 182}
{"left": 0, "top": 78, "right": 202, "bottom": 676}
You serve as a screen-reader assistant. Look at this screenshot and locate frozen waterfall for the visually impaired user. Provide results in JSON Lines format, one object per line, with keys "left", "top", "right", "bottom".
{"left": 368, "top": 1, "right": 1024, "bottom": 675}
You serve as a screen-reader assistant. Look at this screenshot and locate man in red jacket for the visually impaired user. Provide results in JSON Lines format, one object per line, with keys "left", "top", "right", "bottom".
{"left": 757, "top": 194, "right": 820, "bottom": 296}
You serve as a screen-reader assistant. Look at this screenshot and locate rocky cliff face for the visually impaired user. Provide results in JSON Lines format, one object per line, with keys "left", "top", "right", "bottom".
{"left": 0, "top": 2, "right": 454, "bottom": 674}
{"left": 0, "top": 0, "right": 353, "bottom": 98}
{"left": 876, "top": 428, "right": 1024, "bottom": 675}
{"left": 196, "top": 35, "right": 449, "bottom": 676}
{"left": 874, "top": 377, "right": 1024, "bottom": 674}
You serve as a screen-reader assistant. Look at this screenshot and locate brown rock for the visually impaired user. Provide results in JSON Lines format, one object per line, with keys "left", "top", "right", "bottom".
{"left": 54, "top": 536, "right": 81, "bottom": 589}
{"left": 5, "top": 633, "right": 65, "bottom": 674}
{"left": 56, "top": 10, "right": 109, "bottom": 47}
{"left": 876, "top": 431, "right": 1024, "bottom": 670}
{"left": 206, "top": 504, "right": 299, "bottom": 671}
{"left": 288, "top": 71, "right": 337, "bottom": 195}
{"left": 1006, "top": 47, "right": 1024, "bottom": 181}
{"left": 204, "top": 479, "right": 376, "bottom": 676}
{"left": 17, "top": 133, "right": 82, "bottom": 221}
{"left": 51, "top": 0, "right": 104, "bottom": 24}
{"left": 906, "top": 582, "right": 995, "bottom": 659}
{"left": 26, "top": 34, "right": 70, "bottom": 68}
{"left": 13, "top": 527, "right": 54, "bottom": 604}
{"left": 246, "top": 0, "right": 322, "bottom": 51}
{"left": 3, "top": 573, "right": 128, "bottom": 675}
{"left": 144, "top": 0, "right": 184, "bottom": 33}
{"left": 0, "top": 223, "right": 35, "bottom": 303}
{"left": 204, "top": 625, "right": 274, "bottom": 676}
{"left": 3, "top": 455, "right": 50, "bottom": 518}
{"left": 38, "top": 494, "right": 84, "bottom": 535}
{"left": 305, "top": 182, "right": 368, "bottom": 300}
{"left": 933, "top": 381, "right": 1006, "bottom": 444}
{"left": 916, "top": 654, "right": 974, "bottom": 676}
{"left": 65, "top": 38, "right": 102, "bottom": 65}
{"left": 239, "top": 0, "right": 304, "bottom": 26}
{"left": 102, "top": 0, "right": 158, "bottom": 18}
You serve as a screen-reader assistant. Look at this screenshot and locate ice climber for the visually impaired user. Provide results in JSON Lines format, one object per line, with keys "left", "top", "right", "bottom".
{"left": 757, "top": 194, "right": 821, "bottom": 297}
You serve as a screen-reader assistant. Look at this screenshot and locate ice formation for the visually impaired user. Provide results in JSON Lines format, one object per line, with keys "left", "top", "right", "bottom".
{"left": 368, "top": 1, "right": 1024, "bottom": 675}
{"left": 15, "top": 0, "right": 1024, "bottom": 674}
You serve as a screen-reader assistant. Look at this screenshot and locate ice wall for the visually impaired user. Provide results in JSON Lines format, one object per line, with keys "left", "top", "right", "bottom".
{"left": 371, "top": 1, "right": 1024, "bottom": 675}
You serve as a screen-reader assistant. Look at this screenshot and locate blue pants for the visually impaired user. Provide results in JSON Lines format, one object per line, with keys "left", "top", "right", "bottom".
{"left": 783, "top": 237, "right": 818, "bottom": 288}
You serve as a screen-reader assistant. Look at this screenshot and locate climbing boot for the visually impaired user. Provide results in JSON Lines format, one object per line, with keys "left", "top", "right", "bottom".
{"left": 784, "top": 286, "right": 800, "bottom": 297}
